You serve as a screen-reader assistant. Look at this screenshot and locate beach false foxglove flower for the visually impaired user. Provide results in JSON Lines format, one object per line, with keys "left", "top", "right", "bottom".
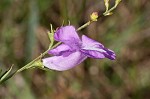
{"left": 42, "top": 26, "right": 115, "bottom": 71}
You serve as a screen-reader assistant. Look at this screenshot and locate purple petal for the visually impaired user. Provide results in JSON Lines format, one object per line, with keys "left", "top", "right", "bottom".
{"left": 81, "top": 35, "right": 116, "bottom": 60}
{"left": 81, "top": 35, "right": 104, "bottom": 48}
{"left": 81, "top": 48, "right": 116, "bottom": 60}
{"left": 48, "top": 44, "right": 74, "bottom": 56}
{"left": 42, "top": 51, "right": 87, "bottom": 71}
{"left": 54, "top": 26, "right": 81, "bottom": 44}
{"left": 102, "top": 48, "right": 116, "bottom": 60}
{"left": 81, "top": 49, "right": 106, "bottom": 59}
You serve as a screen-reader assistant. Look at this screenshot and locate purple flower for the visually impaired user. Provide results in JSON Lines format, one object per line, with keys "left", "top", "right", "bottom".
{"left": 42, "top": 26, "right": 115, "bottom": 71}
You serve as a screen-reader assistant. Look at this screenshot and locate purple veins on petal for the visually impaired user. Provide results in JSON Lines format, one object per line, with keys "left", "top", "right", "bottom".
{"left": 80, "top": 49, "right": 106, "bottom": 59}
{"left": 102, "top": 48, "right": 116, "bottom": 60}
{"left": 81, "top": 35, "right": 115, "bottom": 60}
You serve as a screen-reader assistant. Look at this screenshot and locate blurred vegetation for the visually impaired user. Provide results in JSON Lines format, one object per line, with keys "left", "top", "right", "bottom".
{"left": 0, "top": 0, "right": 150, "bottom": 99}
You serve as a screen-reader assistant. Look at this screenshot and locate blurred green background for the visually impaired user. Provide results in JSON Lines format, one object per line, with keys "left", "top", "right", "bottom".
{"left": 0, "top": 0, "right": 150, "bottom": 99}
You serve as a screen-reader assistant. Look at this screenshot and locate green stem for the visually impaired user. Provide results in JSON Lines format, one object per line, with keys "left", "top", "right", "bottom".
{"left": 103, "top": 4, "right": 118, "bottom": 16}
{"left": 77, "top": 21, "right": 91, "bottom": 31}
{"left": 16, "top": 49, "right": 49, "bottom": 73}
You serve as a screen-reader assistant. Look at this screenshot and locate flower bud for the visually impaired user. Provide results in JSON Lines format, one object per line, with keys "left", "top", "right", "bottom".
{"left": 90, "top": 12, "right": 98, "bottom": 21}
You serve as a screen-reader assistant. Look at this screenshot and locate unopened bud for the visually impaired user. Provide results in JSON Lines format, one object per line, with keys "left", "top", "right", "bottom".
{"left": 90, "top": 12, "right": 98, "bottom": 21}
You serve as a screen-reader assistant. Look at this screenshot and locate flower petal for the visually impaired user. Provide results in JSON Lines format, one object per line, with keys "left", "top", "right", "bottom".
{"left": 102, "top": 48, "right": 116, "bottom": 60}
{"left": 81, "top": 35, "right": 116, "bottom": 60}
{"left": 42, "top": 51, "right": 87, "bottom": 71}
{"left": 54, "top": 26, "right": 81, "bottom": 44}
{"left": 81, "top": 35, "right": 104, "bottom": 48}
{"left": 48, "top": 44, "right": 74, "bottom": 56}
{"left": 81, "top": 48, "right": 116, "bottom": 60}
{"left": 81, "top": 49, "right": 106, "bottom": 59}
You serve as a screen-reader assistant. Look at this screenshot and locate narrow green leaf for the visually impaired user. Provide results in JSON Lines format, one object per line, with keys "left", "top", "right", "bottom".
{"left": 0, "top": 65, "right": 13, "bottom": 83}
{"left": 0, "top": 71, "right": 8, "bottom": 79}
{"left": 0, "top": 71, "right": 16, "bottom": 84}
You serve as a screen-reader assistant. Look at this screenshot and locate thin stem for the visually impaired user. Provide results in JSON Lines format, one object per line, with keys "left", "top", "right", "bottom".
{"left": 16, "top": 49, "right": 49, "bottom": 73}
{"left": 77, "top": 21, "right": 91, "bottom": 31}
{"left": 103, "top": 4, "right": 118, "bottom": 16}
{"left": 51, "top": 42, "right": 61, "bottom": 49}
